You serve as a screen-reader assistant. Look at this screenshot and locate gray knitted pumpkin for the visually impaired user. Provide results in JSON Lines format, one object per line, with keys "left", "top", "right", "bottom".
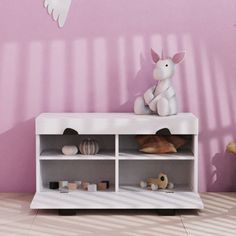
{"left": 79, "top": 138, "right": 99, "bottom": 155}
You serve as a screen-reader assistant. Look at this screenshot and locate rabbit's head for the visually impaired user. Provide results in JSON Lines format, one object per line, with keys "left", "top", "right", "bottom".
{"left": 151, "top": 49, "right": 185, "bottom": 81}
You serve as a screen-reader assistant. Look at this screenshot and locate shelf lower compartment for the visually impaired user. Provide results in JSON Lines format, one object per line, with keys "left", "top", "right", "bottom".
{"left": 41, "top": 186, "right": 115, "bottom": 193}
{"left": 119, "top": 184, "right": 191, "bottom": 192}
{"left": 31, "top": 191, "right": 203, "bottom": 209}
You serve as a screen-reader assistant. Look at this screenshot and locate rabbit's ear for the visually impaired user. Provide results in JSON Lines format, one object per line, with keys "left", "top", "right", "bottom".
{"left": 151, "top": 49, "right": 160, "bottom": 63}
{"left": 172, "top": 51, "right": 186, "bottom": 64}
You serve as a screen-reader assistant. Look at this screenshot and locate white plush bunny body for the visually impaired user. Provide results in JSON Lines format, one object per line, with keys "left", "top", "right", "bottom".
{"left": 134, "top": 50, "right": 185, "bottom": 116}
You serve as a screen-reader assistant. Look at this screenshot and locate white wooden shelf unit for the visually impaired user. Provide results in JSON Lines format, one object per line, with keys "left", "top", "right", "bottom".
{"left": 31, "top": 113, "right": 203, "bottom": 210}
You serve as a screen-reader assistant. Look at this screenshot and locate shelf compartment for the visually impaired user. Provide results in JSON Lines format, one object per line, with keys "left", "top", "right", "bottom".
{"left": 119, "top": 150, "right": 194, "bottom": 160}
{"left": 39, "top": 134, "right": 115, "bottom": 157}
{"left": 119, "top": 160, "right": 193, "bottom": 191}
{"left": 119, "top": 184, "right": 192, "bottom": 192}
{"left": 40, "top": 149, "right": 115, "bottom": 160}
{"left": 119, "top": 134, "right": 194, "bottom": 157}
{"left": 40, "top": 160, "right": 115, "bottom": 191}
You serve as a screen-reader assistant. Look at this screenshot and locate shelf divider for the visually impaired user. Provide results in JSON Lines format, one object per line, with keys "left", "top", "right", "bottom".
{"left": 115, "top": 134, "right": 119, "bottom": 192}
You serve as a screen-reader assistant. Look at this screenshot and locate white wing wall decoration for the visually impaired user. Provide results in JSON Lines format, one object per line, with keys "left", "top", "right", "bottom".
{"left": 44, "top": 0, "right": 72, "bottom": 28}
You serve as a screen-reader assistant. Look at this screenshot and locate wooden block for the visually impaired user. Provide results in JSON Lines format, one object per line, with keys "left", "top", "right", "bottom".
{"left": 59, "top": 181, "right": 68, "bottom": 188}
{"left": 49, "top": 182, "right": 59, "bottom": 190}
{"left": 98, "top": 182, "right": 107, "bottom": 191}
{"left": 82, "top": 182, "right": 89, "bottom": 191}
{"left": 75, "top": 181, "right": 82, "bottom": 189}
{"left": 68, "top": 182, "right": 77, "bottom": 191}
{"left": 101, "top": 180, "right": 110, "bottom": 189}
{"left": 88, "top": 184, "right": 97, "bottom": 192}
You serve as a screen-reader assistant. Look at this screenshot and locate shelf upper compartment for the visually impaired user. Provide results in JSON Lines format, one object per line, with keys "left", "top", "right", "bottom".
{"left": 40, "top": 149, "right": 115, "bottom": 160}
{"left": 119, "top": 150, "right": 194, "bottom": 160}
{"left": 36, "top": 113, "right": 198, "bottom": 135}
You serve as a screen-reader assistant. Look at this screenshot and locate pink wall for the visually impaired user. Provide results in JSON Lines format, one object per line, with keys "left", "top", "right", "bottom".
{"left": 0, "top": 0, "right": 236, "bottom": 192}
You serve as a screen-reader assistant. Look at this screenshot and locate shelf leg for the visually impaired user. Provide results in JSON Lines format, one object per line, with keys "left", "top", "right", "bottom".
{"left": 58, "top": 209, "right": 77, "bottom": 216}
{"left": 158, "top": 209, "right": 176, "bottom": 216}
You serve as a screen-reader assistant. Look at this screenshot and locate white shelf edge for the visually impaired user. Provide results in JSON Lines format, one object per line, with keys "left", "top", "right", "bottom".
{"left": 31, "top": 191, "right": 203, "bottom": 209}
{"left": 119, "top": 184, "right": 193, "bottom": 192}
{"left": 40, "top": 149, "right": 115, "bottom": 160}
{"left": 119, "top": 150, "right": 194, "bottom": 160}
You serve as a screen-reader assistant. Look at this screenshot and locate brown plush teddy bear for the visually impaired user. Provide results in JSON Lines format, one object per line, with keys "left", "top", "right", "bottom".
{"left": 135, "top": 135, "right": 187, "bottom": 154}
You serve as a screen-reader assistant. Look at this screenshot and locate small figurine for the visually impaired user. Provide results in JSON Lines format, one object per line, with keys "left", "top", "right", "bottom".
{"left": 151, "top": 184, "right": 158, "bottom": 191}
{"left": 140, "top": 181, "right": 147, "bottom": 189}
{"left": 88, "top": 184, "right": 97, "bottom": 192}
{"left": 134, "top": 49, "right": 185, "bottom": 116}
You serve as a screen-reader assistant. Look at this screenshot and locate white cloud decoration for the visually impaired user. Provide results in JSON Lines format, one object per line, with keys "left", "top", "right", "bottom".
{"left": 44, "top": 0, "right": 72, "bottom": 28}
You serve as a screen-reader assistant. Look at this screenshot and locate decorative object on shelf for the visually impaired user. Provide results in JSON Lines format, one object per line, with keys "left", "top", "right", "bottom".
{"left": 68, "top": 182, "right": 77, "bottom": 191}
{"left": 101, "top": 180, "right": 110, "bottom": 189}
{"left": 79, "top": 138, "right": 99, "bottom": 155}
{"left": 98, "top": 182, "right": 107, "bottom": 191}
{"left": 135, "top": 135, "right": 188, "bottom": 154}
{"left": 88, "top": 184, "right": 97, "bottom": 192}
{"left": 43, "top": 0, "right": 72, "bottom": 28}
{"left": 140, "top": 181, "right": 147, "bottom": 189}
{"left": 59, "top": 181, "right": 68, "bottom": 188}
{"left": 151, "top": 184, "right": 158, "bottom": 191}
{"left": 82, "top": 182, "right": 90, "bottom": 191}
{"left": 136, "top": 135, "right": 176, "bottom": 154}
{"left": 226, "top": 141, "right": 236, "bottom": 155}
{"left": 75, "top": 181, "right": 82, "bottom": 189}
{"left": 62, "top": 145, "right": 78, "bottom": 156}
{"left": 134, "top": 49, "right": 185, "bottom": 116}
{"left": 167, "top": 182, "right": 174, "bottom": 189}
{"left": 147, "top": 173, "right": 169, "bottom": 189}
{"left": 49, "top": 181, "right": 59, "bottom": 190}
{"left": 166, "top": 136, "right": 188, "bottom": 150}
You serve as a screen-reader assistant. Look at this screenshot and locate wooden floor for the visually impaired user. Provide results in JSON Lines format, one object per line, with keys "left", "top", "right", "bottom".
{"left": 0, "top": 193, "right": 236, "bottom": 236}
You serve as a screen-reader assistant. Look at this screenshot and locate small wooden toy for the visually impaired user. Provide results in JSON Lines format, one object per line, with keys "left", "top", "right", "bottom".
{"left": 88, "top": 184, "right": 97, "bottom": 192}
{"left": 75, "top": 181, "right": 82, "bottom": 189}
{"left": 59, "top": 181, "right": 68, "bottom": 188}
{"left": 140, "top": 181, "right": 147, "bottom": 189}
{"left": 49, "top": 181, "right": 59, "bottom": 190}
{"left": 82, "top": 182, "right": 89, "bottom": 190}
{"left": 98, "top": 182, "right": 107, "bottom": 191}
{"left": 68, "top": 182, "right": 77, "bottom": 191}
{"left": 101, "top": 180, "right": 110, "bottom": 189}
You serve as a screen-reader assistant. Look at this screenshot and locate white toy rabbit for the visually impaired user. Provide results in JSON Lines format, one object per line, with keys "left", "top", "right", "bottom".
{"left": 134, "top": 49, "right": 185, "bottom": 116}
